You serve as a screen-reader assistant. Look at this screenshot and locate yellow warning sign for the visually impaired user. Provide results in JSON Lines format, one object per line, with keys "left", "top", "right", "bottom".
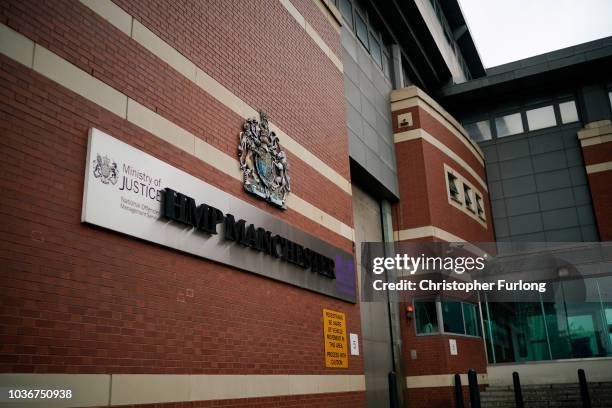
{"left": 323, "top": 308, "right": 348, "bottom": 368}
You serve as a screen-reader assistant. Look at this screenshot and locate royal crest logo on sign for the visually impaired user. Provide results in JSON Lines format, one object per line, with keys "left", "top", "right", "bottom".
{"left": 81, "top": 128, "right": 356, "bottom": 303}
{"left": 238, "top": 112, "right": 290, "bottom": 209}
{"left": 92, "top": 154, "right": 118, "bottom": 185}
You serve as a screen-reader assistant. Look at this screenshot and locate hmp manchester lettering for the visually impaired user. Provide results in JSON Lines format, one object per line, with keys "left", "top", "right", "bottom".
{"left": 162, "top": 188, "right": 336, "bottom": 278}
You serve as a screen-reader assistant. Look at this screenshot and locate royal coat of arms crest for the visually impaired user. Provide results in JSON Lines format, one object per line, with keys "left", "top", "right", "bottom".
{"left": 93, "top": 154, "right": 118, "bottom": 185}
{"left": 238, "top": 112, "right": 291, "bottom": 209}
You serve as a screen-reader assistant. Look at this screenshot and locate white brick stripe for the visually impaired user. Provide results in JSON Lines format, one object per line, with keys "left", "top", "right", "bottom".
{"left": 585, "top": 161, "right": 612, "bottom": 174}
{"left": 278, "top": 0, "right": 343, "bottom": 70}
{"left": 406, "top": 373, "right": 488, "bottom": 388}
{"left": 0, "top": 374, "right": 365, "bottom": 406}
{"left": 0, "top": 23, "right": 354, "bottom": 242}
{"left": 78, "top": 0, "right": 351, "bottom": 196}
{"left": 393, "top": 226, "right": 467, "bottom": 243}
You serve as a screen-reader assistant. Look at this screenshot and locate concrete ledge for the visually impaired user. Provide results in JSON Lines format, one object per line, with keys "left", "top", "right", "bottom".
{"left": 0, "top": 374, "right": 365, "bottom": 406}
{"left": 406, "top": 373, "right": 488, "bottom": 388}
{"left": 487, "top": 358, "right": 612, "bottom": 386}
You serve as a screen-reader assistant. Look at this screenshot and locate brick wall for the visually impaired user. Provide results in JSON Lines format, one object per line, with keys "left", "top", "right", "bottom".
{"left": 0, "top": 0, "right": 362, "bottom": 406}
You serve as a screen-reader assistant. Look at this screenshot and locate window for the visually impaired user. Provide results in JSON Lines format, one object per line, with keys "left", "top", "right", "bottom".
{"left": 463, "top": 303, "right": 481, "bottom": 336}
{"left": 369, "top": 33, "right": 382, "bottom": 68}
{"left": 464, "top": 120, "right": 492, "bottom": 142}
{"left": 463, "top": 184, "right": 474, "bottom": 213}
{"left": 382, "top": 50, "right": 391, "bottom": 79}
{"left": 338, "top": 0, "right": 353, "bottom": 26}
{"left": 415, "top": 300, "right": 439, "bottom": 334}
{"left": 447, "top": 172, "right": 460, "bottom": 202}
{"left": 495, "top": 113, "right": 523, "bottom": 137}
{"left": 442, "top": 300, "right": 465, "bottom": 334}
{"left": 475, "top": 194, "right": 485, "bottom": 220}
{"left": 526, "top": 105, "right": 556, "bottom": 131}
{"left": 355, "top": 12, "right": 369, "bottom": 50}
{"left": 609, "top": 91, "right": 612, "bottom": 111}
{"left": 559, "top": 100, "right": 579, "bottom": 124}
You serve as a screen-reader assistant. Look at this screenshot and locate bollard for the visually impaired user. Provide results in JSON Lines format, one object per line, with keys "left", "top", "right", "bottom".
{"left": 388, "top": 371, "right": 399, "bottom": 408}
{"left": 512, "top": 371, "right": 524, "bottom": 408}
{"left": 468, "top": 369, "right": 481, "bottom": 408}
{"left": 454, "top": 373, "right": 465, "bottom": 408}
{"left": 578, "top": 369, "right": 591, "bottom": 408}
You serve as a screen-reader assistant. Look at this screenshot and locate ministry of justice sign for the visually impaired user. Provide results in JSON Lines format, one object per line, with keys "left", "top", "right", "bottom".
{"left": 81, "top": 128, "right": 356, "bottom": 302}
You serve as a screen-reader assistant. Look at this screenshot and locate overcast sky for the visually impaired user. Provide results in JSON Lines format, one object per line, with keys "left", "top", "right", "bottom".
{"left": 458, "top": 0, "right": 612, "bottom": 68}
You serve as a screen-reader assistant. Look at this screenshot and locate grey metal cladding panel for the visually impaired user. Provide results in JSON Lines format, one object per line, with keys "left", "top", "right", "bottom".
{"left": 344, "top": 77, "right": 361, "bottom": 111}
{"left": 341, "top": 28, "right": 358, "bottom": 64}
{"left": 569, "top": 166, "right": 588, "bottom": 186}
{"left": 375, "top": 111, "right": 393, "bottom": 145}
{"left": 562, "top": 129, "right": 581, "bottom": 148}
{"left": 482, "top": 145, "right": 499, "bottom": 162}
{"left": 532, "top": 150, "right": 568, "bottom": 173}
{"left": 535, "top": 169, "right": 572, "bottom": 192}
{"left": 581, "top": 225, "right": 599, "bottom": 241}
{"left": 497, "top": 139, "right": 530, "bottom": 161}
{"left": 486, "top": 163, "right": 501, "bottom": 182}
{"left": 365, "top": 148, "right": 384, "bottom": 180}
{"left": 573, "top": 185, "right": 593, "bottom": 205}
{"left": 577, "top": 204, "right": 596, "bottom": 225}
{"left": 506, "top": 194, "right": 540, "bottom": 217}
{"left": 538, "top": 188, "right": 575, "bottom": 211}
{"left": 494, "top": 217, "right": 510, "bottom": 238}
{"left": 377, "top": 136, "right": 395, "bottom": 168}
{"left": 348, "top": 128, "right": 367, "bottom": 164}
{"left": 380, "top": 164, "right": 399, "bottom": 195}
{"left": 346, "top": 102, "right": 363, "bottom": 137}
{"left": 489, "top": 181, "right": 504, "bottom": 200}
{"left": 502, "top": 175, "right": 537, "bottom": 197}
{"left": 507, "top": 231, "right": 547, "bottom": 242}
{"left": 491, "top": 199, "right": 507, "bottom": 218}
{"left": 508, "top": 213, "right": 543, "bottom": 235}
{"left": 359, "top": 70, "right": 378, "bottom": 105}
{"left": 361, "top": 120, "right": 379, "bottom": 151}
{"left": 545, "top": 227, "right": 583, "bottom": 242}
{"left": 356, "top": 46, "right": 373, "bottom": 81}
{"left": 528, "top": 132, "right": 565, "bottom": 155}
{"left": 565, "top": 148, "right": 585, "bottom": 167}
{"left": 499, "top": 157, "right": 533, "bottom": 179}
{"left": 342, "top": 49, "right": 360, "bottom": 84}
{"left": 360, "top": 94, "right": 378, "bottom": 128}
{"left": 542, "top": 208, "right": 579, "bottom": 230}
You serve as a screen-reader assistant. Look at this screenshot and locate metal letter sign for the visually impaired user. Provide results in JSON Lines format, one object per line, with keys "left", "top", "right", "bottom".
{"left": 238, "top": 112, "right": 290, "bottom": 209}
{"left": 81, "top": 128, "right": 356, "bottom": 302}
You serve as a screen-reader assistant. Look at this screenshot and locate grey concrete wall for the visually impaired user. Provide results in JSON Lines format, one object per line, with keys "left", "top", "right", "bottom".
{"left": 481, "top": 122, "right": 599, "bottom": 242}
{"left": 342, "top": 26, "right": 399, "bottom": 198}
{"left": 352, "top": 185, "right": 393, "bottom": 408}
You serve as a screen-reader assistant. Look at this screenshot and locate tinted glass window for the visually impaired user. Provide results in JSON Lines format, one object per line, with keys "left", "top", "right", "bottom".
{"left": 464, "top": 120, "right": 492, "bottom": 142}
{"left": 415, "top": 301, "right": 438, "bottom": 334}
{"left": 369, "top": 33, "right": 382, "bottom": 67}
{"left": 526, "top": 105, "right": 556, "bottom": 130}
{"left": 559, "top": 101, "right": 579, "bottom": 124}
{"left": 495, "top": 113, "right": 523, "bottom": 137}
{"left": 463, "top": 303, "right": 481, "bottom": 336}
{"left": 339, "top": 0, "right": 353, "bottom": 26}
{"left": 442, "top": 300, "right": 464, "bottom": 334}
{"left": 355, "top": 12, "right": 369, "bottom": 49}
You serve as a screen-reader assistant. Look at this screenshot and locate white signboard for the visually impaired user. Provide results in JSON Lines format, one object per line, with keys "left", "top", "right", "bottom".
{"left": 81, "top": 128, "right": 355, "bottom": 302}
{"left": 449, "top": 338, "right": 458, "bottom": 355}
{"left": 349, "top": 333, "right": 359, "bottom": 356}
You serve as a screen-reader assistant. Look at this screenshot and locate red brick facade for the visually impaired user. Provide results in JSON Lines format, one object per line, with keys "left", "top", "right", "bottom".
{"left": 0, "top": 0, "right": 361, "bottom": 406}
